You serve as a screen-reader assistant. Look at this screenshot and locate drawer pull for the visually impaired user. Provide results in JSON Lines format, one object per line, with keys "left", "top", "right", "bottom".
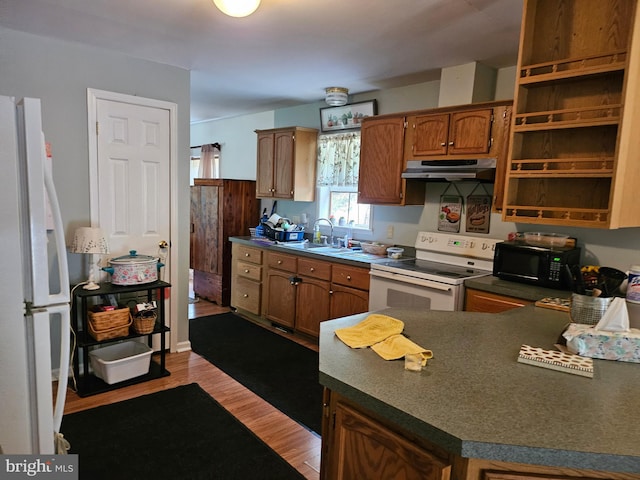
{"left": 243, "top": 293, "right": 249, "bottom": 298}
{"left": 244, "top": 269, "right": 250, "bottom": 273}
{"left": 278, "top": 260, "right": 283, "bottom": 264}
{"left": 310, "top": 267, "right": 315, "bottom": 272}
{"left": 346, "top": 275, "right": 352, "bottom": 281}
{"left": 245, "top": 253, "right": 250, "bottom": 257}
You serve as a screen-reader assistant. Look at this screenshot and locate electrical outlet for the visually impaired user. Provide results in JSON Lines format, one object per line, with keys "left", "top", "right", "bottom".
{"left": 387, "top": 225, "right": 394, "bottom": 238}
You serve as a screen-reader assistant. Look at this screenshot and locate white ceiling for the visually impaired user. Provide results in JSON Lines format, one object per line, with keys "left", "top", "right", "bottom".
{"left": 0, "top": 0, "right": 524, "bottom": 123}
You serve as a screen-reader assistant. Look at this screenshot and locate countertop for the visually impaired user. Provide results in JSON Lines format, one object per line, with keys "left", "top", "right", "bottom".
{"left": 464, "top": 275, "right": 572, "bottom": 301}
{"left": 319, "top": 306, "right": 640, "bottom": 473}
{"left": 229, "top": 235, "right": 414, "bottom": 267}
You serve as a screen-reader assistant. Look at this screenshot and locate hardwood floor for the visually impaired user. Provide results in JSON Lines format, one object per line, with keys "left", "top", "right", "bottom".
{"left": 64, "top": 297, "right": 322, "bottom": 480}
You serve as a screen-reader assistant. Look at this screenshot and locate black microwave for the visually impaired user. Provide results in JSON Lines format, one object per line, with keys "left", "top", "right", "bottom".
{"left": 493, "top": 240, "right": 580, "bottom": 289}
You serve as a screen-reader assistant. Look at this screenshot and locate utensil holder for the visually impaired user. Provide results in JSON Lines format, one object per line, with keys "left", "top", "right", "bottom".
{"left": 570, "top": 293, "right": 612, "bottom": 325}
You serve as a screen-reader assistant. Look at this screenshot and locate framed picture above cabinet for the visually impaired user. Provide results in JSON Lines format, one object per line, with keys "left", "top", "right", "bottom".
{"left": 320, "top": 100, "right": 377, "bottom": 132}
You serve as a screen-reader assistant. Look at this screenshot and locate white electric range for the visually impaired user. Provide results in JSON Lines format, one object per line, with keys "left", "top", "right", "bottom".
{"left": 369, "top": 232, "right": 501, "bottom": 312}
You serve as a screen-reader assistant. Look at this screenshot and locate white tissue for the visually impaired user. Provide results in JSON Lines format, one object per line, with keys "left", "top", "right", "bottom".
{"left": 594, "top": 297, "right": 630, "bottom": 332}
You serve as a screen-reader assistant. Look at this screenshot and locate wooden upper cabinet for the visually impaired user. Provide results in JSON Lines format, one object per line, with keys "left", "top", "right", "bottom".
{"left": 448, "top": 109, "right": 492, "bottom": 155}
{"left": 273, "top": 130, "right": 294, "bottom": 198}
{"left": 408, "top": 109, "right": 492, "bottom": 158}
{"left": 503, "top": 0, "right": 640, "bottom": 228}
{"left": 255, "top": 126, "right": 318, "bottom": 201}
{"left": 256, "top": 132, "right": 275, "bottom": 197}
{"left": 358, "top": 115, "right": 425, "bottom": 205}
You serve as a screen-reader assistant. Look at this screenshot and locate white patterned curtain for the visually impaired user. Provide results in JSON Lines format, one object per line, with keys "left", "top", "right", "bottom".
{"left": 197, "top": 143, "right": 220, "bottom": 178}
{"left": 316, "top": 132, "right": 361, "bottom": 186}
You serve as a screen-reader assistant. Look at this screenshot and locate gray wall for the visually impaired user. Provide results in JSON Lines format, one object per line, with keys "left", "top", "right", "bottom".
{"left": 0, "top": 26, "right": 192, "bottom": 349}
{"left": 191, "top": 67, "right": 640, "bottom": 273}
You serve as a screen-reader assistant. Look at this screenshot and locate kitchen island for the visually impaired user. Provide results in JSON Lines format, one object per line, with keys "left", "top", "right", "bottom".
{"left": 319, "top": 306, "right": 640, "bottom": 478}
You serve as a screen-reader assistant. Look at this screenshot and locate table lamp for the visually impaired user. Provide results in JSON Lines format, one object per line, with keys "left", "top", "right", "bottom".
{"left": 70, "top": 227, "right": 110, "bottom": 290}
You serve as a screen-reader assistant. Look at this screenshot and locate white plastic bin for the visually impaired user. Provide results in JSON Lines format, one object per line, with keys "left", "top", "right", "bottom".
{"left": 89, "top": 341, "right": 153, "bottom": 385}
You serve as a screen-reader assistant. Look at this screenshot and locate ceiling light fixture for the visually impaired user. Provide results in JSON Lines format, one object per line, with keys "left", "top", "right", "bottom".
{"left": 325, "top": 87, "right": 349, "bottom": 106}
{"left": 213, "top": 0, "right": 261, "bottom": 18}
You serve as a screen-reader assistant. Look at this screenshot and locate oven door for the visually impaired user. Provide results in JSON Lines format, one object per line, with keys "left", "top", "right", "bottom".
{"left": 368, "top": 269, "right": 463, "bottom": 312}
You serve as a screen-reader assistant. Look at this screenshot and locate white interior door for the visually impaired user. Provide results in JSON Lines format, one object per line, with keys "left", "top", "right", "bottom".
{"left": 91, "top": 94, "right": 172, "bottom": 349}
{"left": 96, "top": 99, "right": 170, "bottom": 258}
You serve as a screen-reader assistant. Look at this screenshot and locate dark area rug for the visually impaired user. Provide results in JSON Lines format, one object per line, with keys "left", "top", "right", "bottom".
{"left": 61, "top": 383, "right": 304, "bottom": 480}
{"left": 190, "top": 313, "right": 323, "bottom": 434}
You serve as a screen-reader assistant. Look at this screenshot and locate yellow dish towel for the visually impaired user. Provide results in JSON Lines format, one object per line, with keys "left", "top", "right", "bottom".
{"left": 371, "top": 334, "right": 433, "bottom": 365}
{"left": 335, "top": 314, "right": 405, "bottom": 349}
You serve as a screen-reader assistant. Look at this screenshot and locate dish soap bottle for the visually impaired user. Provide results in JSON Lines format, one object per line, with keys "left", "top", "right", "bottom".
{"left": 256, "top": 208, "right": 267, "bottom": 237}
{"left": 314, "top": 224, "right": 322, "bottom": 244}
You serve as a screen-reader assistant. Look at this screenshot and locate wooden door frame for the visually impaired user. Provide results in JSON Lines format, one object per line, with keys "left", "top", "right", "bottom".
{"left": 86, "top": 88, "right": 180, "bottom": 353}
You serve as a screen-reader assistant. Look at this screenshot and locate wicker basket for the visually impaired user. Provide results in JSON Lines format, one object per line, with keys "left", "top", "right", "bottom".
{"left": 87, "top": 306, "right": 130, "bottom": 330}
{"left": 360, "top": 242, "right": 392, "bottom": 255}
{"left": 132, "top": 310, "right": 158, "bottom": 334}
{"left": 87, "top": 309, "right": 132, "bottom": 341}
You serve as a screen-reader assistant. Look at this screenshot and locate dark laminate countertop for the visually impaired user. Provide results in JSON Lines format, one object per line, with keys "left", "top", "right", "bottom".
{"left": 229, "top": 236, "right": 413, "bottom": 267}
{"left": 464, "top": 275, "right": 572, "bottom": 301}
{"left": 319, "top": 306, "right": 640, "bottom": 473}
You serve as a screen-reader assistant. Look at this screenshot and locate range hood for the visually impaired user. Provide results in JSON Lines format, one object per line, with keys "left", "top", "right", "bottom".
{"left": 402, "top": 159, "right": 496, "bottom": 182}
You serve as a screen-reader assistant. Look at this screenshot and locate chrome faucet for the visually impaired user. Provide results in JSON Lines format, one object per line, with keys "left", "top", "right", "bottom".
{"left": 313, "top": 218, "right": 334, "bottom": 246}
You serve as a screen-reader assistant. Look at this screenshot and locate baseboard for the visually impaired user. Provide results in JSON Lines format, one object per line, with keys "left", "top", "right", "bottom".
{"left": 176, "top": 340, "right": 192, "bottom": 353}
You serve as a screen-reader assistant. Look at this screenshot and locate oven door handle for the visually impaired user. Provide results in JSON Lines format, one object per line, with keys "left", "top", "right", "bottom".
{"left": 369, "top": 270, "right": 453, "bottom": 292}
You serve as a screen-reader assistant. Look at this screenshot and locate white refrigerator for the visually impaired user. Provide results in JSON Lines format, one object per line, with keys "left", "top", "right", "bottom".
{"left": 0, "top": 96, "right": 71, "bottom": 454}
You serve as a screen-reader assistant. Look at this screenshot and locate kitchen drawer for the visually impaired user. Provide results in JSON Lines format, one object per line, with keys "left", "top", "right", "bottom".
{"left": 464, "top": 288, "right": 531, "bottom": 313}
{"left": 236, "top": 261, "right": 262, "bottom": 281}
{"left": 231, "top": 276, "right": 261, "bottom": 315}
{"left": 298, "top": 257, "right": 332, "bottom": 281}
{"left": 332, "top": 264, "right": 370, "bottom": 291}
{"left": 267, "top": 251, "right": 297, "bottom": 272}
{"left": 236, "top": 245, "right": 263, "bottom": 265}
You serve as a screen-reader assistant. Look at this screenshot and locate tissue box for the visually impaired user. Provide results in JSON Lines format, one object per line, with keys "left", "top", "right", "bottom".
{"left": 563, "top": 323, "right": 640, "bottom": 363}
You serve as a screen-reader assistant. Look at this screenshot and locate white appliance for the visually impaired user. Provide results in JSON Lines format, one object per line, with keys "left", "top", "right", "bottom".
{"left": 0, "top": 96, "right": 70, "bottom": 454}
{"left": 369, "top": 232, "right": 500, "bottom": 312}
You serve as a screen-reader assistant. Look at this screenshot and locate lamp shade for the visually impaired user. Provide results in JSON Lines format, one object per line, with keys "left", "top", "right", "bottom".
{"left": 325, "top": 87, "right": 349, "bottom": 106}
{"left": 70, "top": 227, "right": 109, "bottom": 254}
{"left": 213, "top": 0, "right": 261, "bottom": 17}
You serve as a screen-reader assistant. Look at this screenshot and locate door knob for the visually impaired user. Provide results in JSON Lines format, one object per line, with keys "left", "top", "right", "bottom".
{"left": 158, "top": 240, "right": 169, "bottom": 249}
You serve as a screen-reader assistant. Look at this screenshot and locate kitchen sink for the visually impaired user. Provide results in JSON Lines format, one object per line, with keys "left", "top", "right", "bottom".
{"left": 275, "top": 242, "right": 388, "bottom": 261}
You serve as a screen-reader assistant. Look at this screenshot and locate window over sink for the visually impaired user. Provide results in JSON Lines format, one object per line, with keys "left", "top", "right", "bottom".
{"left": 316, "top": 131, "right": 372, "bottom": 232}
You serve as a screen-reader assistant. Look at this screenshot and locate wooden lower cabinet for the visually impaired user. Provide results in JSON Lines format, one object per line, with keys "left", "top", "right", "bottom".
{"left": 329, "top": 283, "right": 369, "bottom": 319}
{"left": 321, "top": 390, "right": 452, "bottom": 480}
{"left": 321, "top": 390, "right": 638, "bottom": 480}
{"left": 296, "top": 276, "right": 331, "bottom": 337}
{"left": 260, "top": 250, "right": 371, "bottom": 337}
{"left": 231, "top": 244, "right": 264, "bottom": 316}
{"left": 464, "top": 288, "right": 532, "bottom": 313}
{"left": 265, "top": 268, "right": 297, "bottom": 328}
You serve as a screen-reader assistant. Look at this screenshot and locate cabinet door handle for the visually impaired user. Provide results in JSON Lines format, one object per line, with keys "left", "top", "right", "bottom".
{"left": 448, "top": 141, "right": 454, "bottom": 146}
{"left": 440, "top": 142, "right": 446, "bottom": 147}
